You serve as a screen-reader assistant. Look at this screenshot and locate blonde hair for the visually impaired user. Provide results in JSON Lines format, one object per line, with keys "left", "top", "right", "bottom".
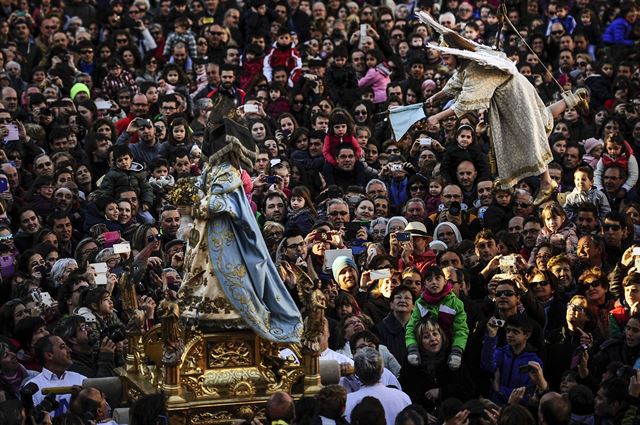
{"left": 414, "top": 318, "right": 448, "bottom": 352}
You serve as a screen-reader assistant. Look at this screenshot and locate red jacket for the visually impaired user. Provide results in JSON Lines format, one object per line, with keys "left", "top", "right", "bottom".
{"left": 263, "top": 44, "right": 302, "bottom": 86}
{"left": 322, "top": 133, "right": 362, "bottom": 166}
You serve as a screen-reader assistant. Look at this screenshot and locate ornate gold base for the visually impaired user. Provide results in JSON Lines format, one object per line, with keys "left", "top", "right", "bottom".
{"left": 118, "top": 328, "right": 314, "bottom": 424}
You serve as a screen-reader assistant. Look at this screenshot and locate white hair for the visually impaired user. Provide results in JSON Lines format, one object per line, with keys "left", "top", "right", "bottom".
{"left": 439, "top": 12, "right": 456, "bottom": 25}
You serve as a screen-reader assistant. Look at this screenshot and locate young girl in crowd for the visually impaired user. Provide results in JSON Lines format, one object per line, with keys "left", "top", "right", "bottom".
{"left": 582, "top": 138, "right": 604, "bottom": 168}
{"left": 286, "top": 185, "right": 316, "bottom": 235}
{"left": 159, "top": 117, "right": 194, "bottom": 159}
{"left": 529, "top": 202, "right": 578, "bottom": 266}
{"left": 425, "top": 175, "right": 445, "bottom": 215}
{"left": 161, "top": 64, "right": 190, "bottom": 96}
{"left": 267, "top": 81, "right": 290, "bottom": 120}
{"left": 405, "top": 266, "right": 468, "bottom": 372}
{"left": 594, "top": 134, "right": 639, "bottom": 195}
{"left": 323, "top": 108, "right": 362, "bottom": 166}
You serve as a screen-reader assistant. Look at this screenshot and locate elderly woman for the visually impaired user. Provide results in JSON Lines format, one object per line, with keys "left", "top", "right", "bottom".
{"left": 369, "top": 217, "right": 388, "bottom": 243}
{"left": 386, "top": 216, "right": 408, "bottom": 235}
{"left": 433, "top": 222, "right": 462, "bottom": 249}
{"left": 50, "top": 258, "right": 78, "bottom": 288}
{"left": 399, "top": 318, "right": 475, "bottom": 413}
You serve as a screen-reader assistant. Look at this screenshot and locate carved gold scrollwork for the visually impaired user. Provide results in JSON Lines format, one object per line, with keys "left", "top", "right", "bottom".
{"left": 229, "top": 379, "right": 256, "bottom": 397}
{"left": 181, "top": 335, "right": 204, "bottom": 375}
{"left": 208, "top": 340, "right": 252, "bottom": 368}
{"left": 181, "top": 374, "right": 221, "bottom": 398}
{"left": 190, "top": 410, "right": 233, "bottom": 424}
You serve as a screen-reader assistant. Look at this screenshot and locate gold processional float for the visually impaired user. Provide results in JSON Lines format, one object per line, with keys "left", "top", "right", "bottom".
{"left": 114, "top": 221, "right": 328, "bottom": 424}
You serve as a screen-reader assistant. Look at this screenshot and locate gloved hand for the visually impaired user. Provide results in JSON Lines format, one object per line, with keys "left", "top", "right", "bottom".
{"left": 407, "top": 344, "right": 420, "bottom": 366}
{"left": 448, "top": 347, "right": 463, "bottom": 371}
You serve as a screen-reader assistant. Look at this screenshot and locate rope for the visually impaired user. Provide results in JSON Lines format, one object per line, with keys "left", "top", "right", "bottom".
{"left": 500, "top": 6, "right": 565, "bottom": 93}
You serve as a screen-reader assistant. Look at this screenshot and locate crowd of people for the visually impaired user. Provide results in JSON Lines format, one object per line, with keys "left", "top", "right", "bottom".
{"left": 0, "top": 0, "right": 638, "bottom": 424}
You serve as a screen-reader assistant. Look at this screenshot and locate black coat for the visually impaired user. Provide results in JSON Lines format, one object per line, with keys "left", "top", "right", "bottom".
{"left": 399, "top": 359, "right": 476, "bottom": 413}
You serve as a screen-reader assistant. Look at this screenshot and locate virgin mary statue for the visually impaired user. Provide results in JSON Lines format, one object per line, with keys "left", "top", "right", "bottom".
{"left": 177, "top": 108, "right": 302, "bottom": 343}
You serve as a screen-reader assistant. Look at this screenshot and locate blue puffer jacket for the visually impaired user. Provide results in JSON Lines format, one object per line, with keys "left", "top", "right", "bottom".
{"left": 480, "top": 333, "right": 543, "bottom": 405}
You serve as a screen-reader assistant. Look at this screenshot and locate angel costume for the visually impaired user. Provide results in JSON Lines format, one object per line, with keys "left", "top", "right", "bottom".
{"left": 178, "top": 115, "right": 303, "bottom": 343}
{"left": 419, "top": 12, "right": 554, "bottom": 189}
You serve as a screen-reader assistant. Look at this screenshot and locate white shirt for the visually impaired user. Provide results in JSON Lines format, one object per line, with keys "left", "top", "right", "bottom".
{"left": 321, "top": 348, "right": 354, "bottom": 365}
{"left": 339, "top": 368, "right": 401, "bottom": 392}
{"left": 24, "top": 368, "right": 87, "bottom": 417}
{"left": 345, "top": 382, "right": 411, "bottom": 425}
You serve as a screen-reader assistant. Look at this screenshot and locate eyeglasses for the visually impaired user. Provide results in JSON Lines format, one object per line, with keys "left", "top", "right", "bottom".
{"left": 568, "top": 304, "right": 585, "bottom": 312}
{"left": 603, "top": 224, "right": 621, "bottom": 231}
{"left": 0, "top": 118, "right": 11, "bottom": 124}
{"left": 514, "top": 201, "right": 532, "bottom": 208}
{"left": 129, "top": 9, "right": 141, "bottom": 14}
{"left": 495, "top": 290, "right": 516, "bottom": 297}
{"left": 583, "top": 280, "right": 601, "bottom": 288}
{"left": 410, "top": 185, "right": 426, "bottom": 191}
{"left": 531, "top": 280, "right": 549, "bottom": 288}
{"left": 286, "top": 242, "right": 305, "bottom": 250}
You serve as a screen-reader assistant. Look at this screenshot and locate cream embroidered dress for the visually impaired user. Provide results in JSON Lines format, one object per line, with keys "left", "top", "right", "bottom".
{"left": 440, "top": 49, "right": 554, "bottom": 189}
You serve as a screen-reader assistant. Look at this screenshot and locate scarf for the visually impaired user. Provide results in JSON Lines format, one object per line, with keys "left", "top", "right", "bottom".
{"left": 421, "top": 282, "right": 453, "bottom": 304}
{"left": 601, "top": 140, "right": 634, "bottom": 170}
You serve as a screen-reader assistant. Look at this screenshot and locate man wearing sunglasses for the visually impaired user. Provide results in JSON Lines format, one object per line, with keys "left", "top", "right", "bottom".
{"left": 602, "top": 212, "right": 631, "bottom": 265}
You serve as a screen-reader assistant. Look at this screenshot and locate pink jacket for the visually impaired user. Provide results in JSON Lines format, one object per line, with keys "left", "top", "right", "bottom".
{"left": 358, "top": 66, "right": 391, "bottom": 104}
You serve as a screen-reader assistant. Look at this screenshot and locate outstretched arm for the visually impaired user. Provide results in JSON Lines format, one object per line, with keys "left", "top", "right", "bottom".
{"left": 427, "top": 108, "right": 456, "bottom": 127}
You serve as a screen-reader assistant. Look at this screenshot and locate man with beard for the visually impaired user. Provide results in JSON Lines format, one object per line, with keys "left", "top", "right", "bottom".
{"left": 278, "top": 228, "right": 309, "bottom": 308}
{"left": 115, "top": 93, "right": 149, "bottom": 136}
{"left": 332, "top": 255, "right": 359, "bottom": 297}
{"left": 262, "top": 192, "right": 287, "bottom": 225}
{"left": 117, "top": 119, "right": 159, "bottom": 167}
{"left": 207, "top": 64, "right": 245, "bottom": 114}
{"left": 53, "top": 187, "right": 74, "bottom": 212}
{"left": 56, "top": 316, "right": 116, "bottom": 378}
